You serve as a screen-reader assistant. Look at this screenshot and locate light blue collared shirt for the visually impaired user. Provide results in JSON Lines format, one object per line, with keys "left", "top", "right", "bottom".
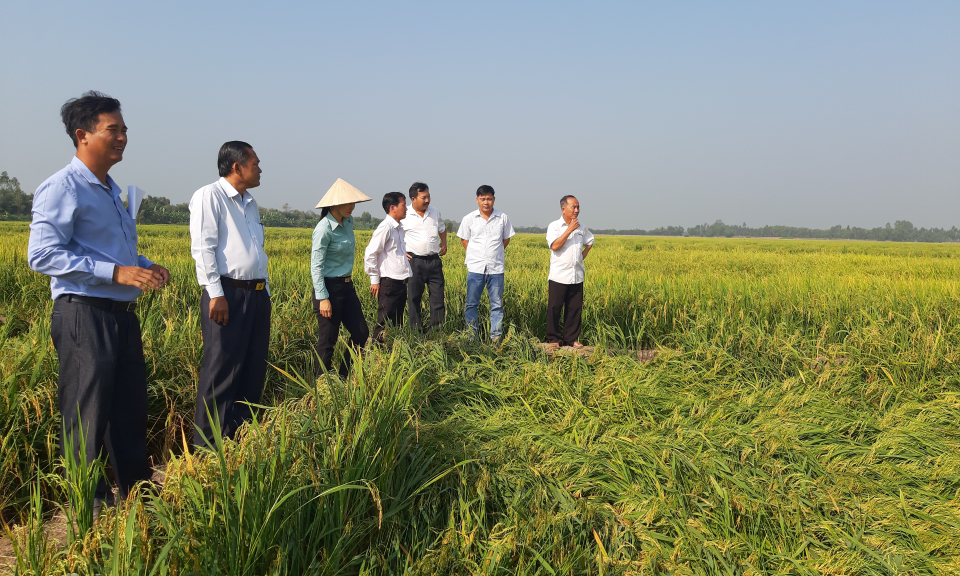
{"left": 28, "top": 157, "right": 154, "bottom": 301}
{"left": 311, "top": 213, "right": 356, "bottom": 300}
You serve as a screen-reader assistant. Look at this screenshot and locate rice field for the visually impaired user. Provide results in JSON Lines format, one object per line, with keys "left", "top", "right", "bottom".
{"left": 1, "top": 221, "right": 959, "bottom": 574}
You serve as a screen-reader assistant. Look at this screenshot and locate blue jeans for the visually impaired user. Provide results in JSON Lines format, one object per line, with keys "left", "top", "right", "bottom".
{"left": 465, "top": 272, "right": 505, "bottom": 340}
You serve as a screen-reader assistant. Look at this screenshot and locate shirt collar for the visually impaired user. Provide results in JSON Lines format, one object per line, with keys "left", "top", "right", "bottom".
{"left": 219, "top": 177, "right": 256, "bottom": 207}
{"left": 325, "top": 212, "right": 352, "bottom": 230}
{"left": 71, "top": 156, "right": 116, "bottom": 193}
{"left": 384, "top": 215, "right": 400, "bottom": 229}
{"left": 408, "top": 204, "right": 431, "bottom": 219}
{"left": 474, "top": 209, "right": 500, "bottom": 220}
{"left": 218, "top": 177, "right": 241, "bottom": 197}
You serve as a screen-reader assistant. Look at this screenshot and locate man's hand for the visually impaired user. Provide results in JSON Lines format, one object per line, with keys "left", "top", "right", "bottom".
{"left": 114, "top": 265, "right": 163, "bottom": 292}
{"left": 318, "top": 298, "right": 333, "bottom": 319}
{"left": 370, "top": 283, "right": 380, "bottom": 299}
{"left": 209, "top": 296, "right": 229, "bottom": 326}
{"left": 148, "top": 264, "right": 170, "bottom": 287}
{"left": 439, "top": 242, "right": 447, "bottom": 256}
{"left": 569, "top": 217, "right": 580, "bottom": 230}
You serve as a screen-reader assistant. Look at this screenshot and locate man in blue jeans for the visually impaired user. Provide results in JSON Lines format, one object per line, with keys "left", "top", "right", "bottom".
{"left": 457, "top": 185, "right": 516, "bottom": 341}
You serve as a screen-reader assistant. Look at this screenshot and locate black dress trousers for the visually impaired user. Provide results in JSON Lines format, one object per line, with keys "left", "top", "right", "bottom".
{"left": 545, "top": 280, "right": 584, "bottom": 346}
{"left": 194, "top": 285, "right": 271, "bottom": 450}
{"left": 51, "top": 296, "right": 151, "bottom": 499}
{"left": 373, "top": 277, "right": 408, "bottom": 342}
{"left": 407, "top": 254, "right": 445, "bottom": 331}
{"left": 314, "top": 278, "right": 370, "bottom": 379}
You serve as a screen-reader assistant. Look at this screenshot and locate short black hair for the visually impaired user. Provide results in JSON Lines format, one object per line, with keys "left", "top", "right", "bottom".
{"left": 560, "top": 195, "right": 577, "bottom": 207}
{"left": 60, "top": 91, "right": 122, "bottom": 147}
{"left": 218, "top": 141, "right": 254, "bottom": 177}
{"left": 382, "top": 192, "right": 406, "bottom": 213}
{"left": 409, "top": 182, "right": 429, "bottom": 200}
{"left": 476, "top": 185, "right": 495, "bottom": 197}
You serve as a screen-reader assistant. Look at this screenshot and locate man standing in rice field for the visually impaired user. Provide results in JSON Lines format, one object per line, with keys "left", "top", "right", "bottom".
{"left": 457, "top": 185, "right": 516, "bottom": 342}
{"left": 544, "top": 195, "right": 594, "bottom": 349}
{"left": 188, "top": 141, "right": 270, "bottom": 450}
{"left": 363, "top": 192, "right": 412, "bottom": 343}
{"left": 401, "top": 182, "right": 447, "bottom": 332}
{"left": 27, "top": 91, "right": 171, "bottom": 511}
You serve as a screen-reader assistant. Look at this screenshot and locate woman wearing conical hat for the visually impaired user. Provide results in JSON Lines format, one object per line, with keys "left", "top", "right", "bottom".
{"left": 311, "top": 179, "right": 372, "bottom": 379}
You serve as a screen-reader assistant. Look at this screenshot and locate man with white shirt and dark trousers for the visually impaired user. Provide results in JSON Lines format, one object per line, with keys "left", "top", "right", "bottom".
{"left": 457, "top": 185, "right": 516, "bottom": 341}
{"left": 364, "top": 192, "right": 412, "bottom": 343}
{"left": 545, "top": 195, "right": 594, "bottom": 348}
{"left": 401, "top": 182, "right": 447, "bottom": 332}
{"left": 188, "top": 141, "right": 271, "bottom": 450}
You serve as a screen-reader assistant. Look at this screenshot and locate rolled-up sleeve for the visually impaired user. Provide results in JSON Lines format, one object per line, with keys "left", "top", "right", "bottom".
{"left": 28, "top": 180, "right": 115, "bottom": 284}
{"left": 436, "top": 209, "right": 446, "bottom": 233}
{"left": 311, "top": 224, "right": 331, "bottom": 300}
{"left": 584, "top": 228, "right": 595, "bottom": 246}
{"left": 189, "top": 189, "right": 224, "bottom": 298}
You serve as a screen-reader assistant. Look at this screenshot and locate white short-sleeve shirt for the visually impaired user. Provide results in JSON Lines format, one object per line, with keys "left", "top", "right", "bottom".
{"left": 545, "top": 217, "right": 594, "bottom": 284}
{"left": 456, "top": 209, "right": 516, "bottom": 274}
{"left": 401, "top": 204, "right": 445, "bottom": 256}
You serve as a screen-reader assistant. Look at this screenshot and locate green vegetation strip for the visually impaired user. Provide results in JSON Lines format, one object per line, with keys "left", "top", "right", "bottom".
{"left": 0, "top": 222, "right": 958, "bottom": 574}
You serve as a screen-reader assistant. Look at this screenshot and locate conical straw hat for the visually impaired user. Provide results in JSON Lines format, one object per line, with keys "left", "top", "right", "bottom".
{"left": 315, "top": 178, "right": 372, "bottom": 208}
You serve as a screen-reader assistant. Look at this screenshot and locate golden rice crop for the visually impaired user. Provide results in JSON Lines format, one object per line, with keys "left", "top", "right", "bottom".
{"left": 1, "top": 221, "right": 958, "bottom": 574}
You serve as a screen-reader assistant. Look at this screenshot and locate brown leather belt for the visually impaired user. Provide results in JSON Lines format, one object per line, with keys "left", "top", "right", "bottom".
{"left": 60, "top": 294, "right": 137, "bottom": 313}
{"left": 220, "top": 276, "right": 267, "bottom": 290}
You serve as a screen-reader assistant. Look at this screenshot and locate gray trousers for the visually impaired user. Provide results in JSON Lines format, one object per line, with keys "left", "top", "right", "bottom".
{"left": 407, "top": 255, "right": 445, "bottom": 330}
{"left": 51, "top": 296, "right": 151, "bottom": 499}
{"left": 194, "top": 285, "right": 271, "bottom": 450}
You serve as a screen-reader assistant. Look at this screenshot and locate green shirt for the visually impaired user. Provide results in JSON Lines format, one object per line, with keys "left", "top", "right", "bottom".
{"left": 311, "top": 213, "right": 356, "bottom": 300}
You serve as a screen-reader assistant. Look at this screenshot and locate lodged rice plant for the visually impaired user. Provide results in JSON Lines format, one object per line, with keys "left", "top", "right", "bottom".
{"left": 0, "top": 221, "right": 958, "bottom": 574}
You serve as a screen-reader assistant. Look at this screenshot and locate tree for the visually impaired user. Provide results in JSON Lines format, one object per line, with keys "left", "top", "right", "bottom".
{"left": 0, "top": 171, "right": 33, "bottom": 220}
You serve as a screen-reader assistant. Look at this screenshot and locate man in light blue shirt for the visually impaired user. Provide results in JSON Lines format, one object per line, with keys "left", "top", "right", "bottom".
{"left": 27, "top": 91, "right": 170, "bottom": 511}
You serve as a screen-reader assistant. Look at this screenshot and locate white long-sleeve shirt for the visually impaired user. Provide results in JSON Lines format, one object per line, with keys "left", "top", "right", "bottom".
{"left": 188, "top": 178, "right": 269, "bottom": 298}
{"left": 546, "top": 217, "right": 595, "bottom": 284}
{"left": 363, "top": 215, "right": 412, "bottom": 284}
{"left": 401, "top": 204, "right": 445, "bottom": 256}
{"left": 456, "top": 209, "right": 515, "bottom": 275}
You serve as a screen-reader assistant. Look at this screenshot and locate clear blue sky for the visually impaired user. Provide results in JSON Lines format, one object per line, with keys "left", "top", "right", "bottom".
{"left": 1, "top": 1, "right": 958, "bottom": 229}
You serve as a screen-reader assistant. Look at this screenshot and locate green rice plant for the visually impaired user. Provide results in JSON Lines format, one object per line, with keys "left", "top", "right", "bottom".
{"left": 54, "top": 422, "right": 103, "bottom": 547}
{"left": 6, "top": 478, "right": 53, "bottom": 576}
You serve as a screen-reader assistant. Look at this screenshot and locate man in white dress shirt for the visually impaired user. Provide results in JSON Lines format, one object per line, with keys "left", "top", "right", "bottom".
{"left": 364, "top": 192, "right": 412, "bottom": 342}
{"left": 188, "top": 141, "right": 271, "bottom": 449}
{"left": 401, "top": 182, "right": 447, "bottom": 332}
{"left": 545, "top": 195, "right": 594, "bottom": 348}
{"left": 457, "top": 185, "right": 516, "bottom": 341}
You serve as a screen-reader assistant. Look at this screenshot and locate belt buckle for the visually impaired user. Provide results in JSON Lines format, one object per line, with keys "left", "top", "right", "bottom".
{"left": 255, "top": 281, "right": 265, "bottom": 291}
{"left": 344, "top": 277, "right": 351, "bottom": 283}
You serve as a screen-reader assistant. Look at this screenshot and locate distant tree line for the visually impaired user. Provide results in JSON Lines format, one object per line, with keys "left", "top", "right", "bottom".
{"left": 133, "top": 196, "right": 384, "bottom": 229}
{"left": 0, "top": 172, "right": 31, "bottom": 221}
{"left": 0, "top": 175, "right": 382, "bottom": 230}
{"left": 3, "top": 172, "right": 959, "bottom": 241}
{"left": 685, "top": 220, "right": 960, "bottom": 243}
{"left": 516, "top": 225, "right": 686, "bottom": 237}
